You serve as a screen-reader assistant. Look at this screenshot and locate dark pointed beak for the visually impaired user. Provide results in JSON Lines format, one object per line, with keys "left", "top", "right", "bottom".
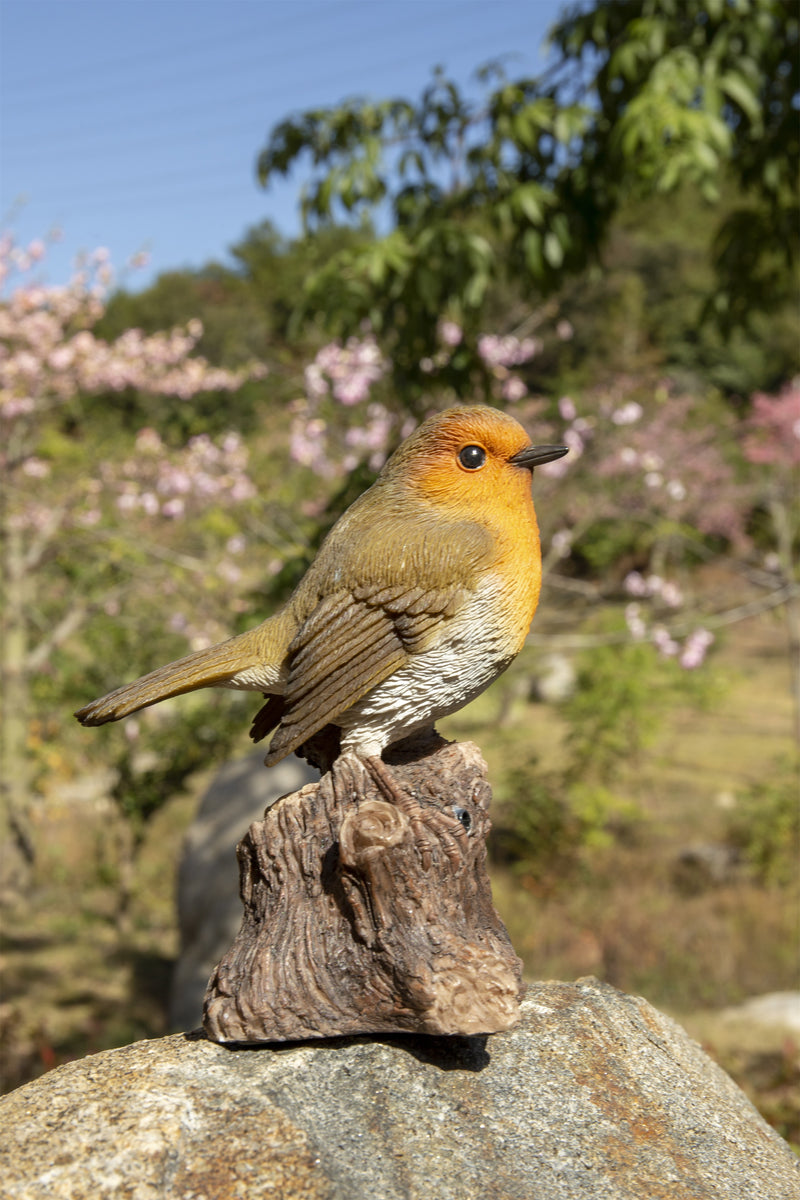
{"left": 508, "top": 444, "right": 569, "bottom": 469}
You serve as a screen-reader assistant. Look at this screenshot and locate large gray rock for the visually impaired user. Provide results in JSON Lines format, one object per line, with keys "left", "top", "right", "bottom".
{"left": 2, "top": 979, "right": 796, "bottom": 1199}
{"left": 170, "top": 751, "right": 318, "bottom": 1030}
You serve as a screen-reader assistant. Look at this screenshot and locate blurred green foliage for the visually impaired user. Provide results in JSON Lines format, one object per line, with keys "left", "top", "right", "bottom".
{"left": 565, "top": 639, "right": 714, "bottom": 783}
{"left": 493, "top": 636, "right": 719, "bottom": 880}
{"left": 256, "top": 0, "right": 798, "bottom": 393}
{"left": 533, "top": 188, "right": 800, "bottom": 398}
{"left": 109, "top": 699, "right": 247, "bottom": 845}
{"left": 496, "top": 768, "right": 643, "bottom": 884}
{"left": 725, "top": 760, "right": 800, "bottom": 886}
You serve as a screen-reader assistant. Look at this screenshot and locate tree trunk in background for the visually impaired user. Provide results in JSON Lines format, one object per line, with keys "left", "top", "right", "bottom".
{"left": 0, "top": 520, "right": 36, "bottom": 889}
{"left": 768, "top": 493, "right": 800, "bottom": 750}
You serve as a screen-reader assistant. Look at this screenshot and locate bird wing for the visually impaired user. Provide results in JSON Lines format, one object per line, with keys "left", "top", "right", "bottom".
{"left": 262, "top": 513, "right": 493, "bottom": 764}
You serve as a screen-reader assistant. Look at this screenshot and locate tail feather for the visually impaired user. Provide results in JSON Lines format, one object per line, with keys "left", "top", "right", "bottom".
{"left": 249, "top": 693, "right": 286, "bottom": 743}
{"left": 75, "top": 630, "right": 269, "bottom": 727}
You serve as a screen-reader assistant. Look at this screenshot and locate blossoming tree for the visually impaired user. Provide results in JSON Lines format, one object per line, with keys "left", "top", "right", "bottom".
{"left": 0, "top": 234, "right": 268, "bottom": 871}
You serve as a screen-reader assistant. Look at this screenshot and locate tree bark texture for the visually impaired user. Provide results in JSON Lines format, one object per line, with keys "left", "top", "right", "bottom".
{"left": 203, "top": 732, "right": 524, "bottom": 1042}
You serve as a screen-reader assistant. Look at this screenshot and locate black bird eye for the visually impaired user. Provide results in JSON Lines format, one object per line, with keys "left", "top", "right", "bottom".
{"left": 458, "top": 445, "right": 486, "bottom": 471}
{"left": 452, "top": 805, "right": 472, "bottom": 832}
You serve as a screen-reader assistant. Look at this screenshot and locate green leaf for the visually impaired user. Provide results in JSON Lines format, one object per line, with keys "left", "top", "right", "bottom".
{"left": 718, "top": 71, "right": 762, "bottom": 126}
{"left": 463, "top": 268, "right": 489, "bottom": 309}
{"left": 762, "top": 158, "right": 782, "bottom": 192}
{"left": 511, "top": 109, "right": 538, "bottom": 151}
{"left": 553, "top": 109, "right": 573, "bottom": 145}
{"left": 692, "top": 141, "right": 720, "bottom": 175}
{"left": 523, "top": 228, "right": 543, "bottom": 277}
{"left": 544, "top": 230, "right": 564, "bottom": 268}
{"left": 514, "top": 183, "right": 544, "bottom": 225}
{"left": 366, "top": 246, "right": 387, "bottom": 285}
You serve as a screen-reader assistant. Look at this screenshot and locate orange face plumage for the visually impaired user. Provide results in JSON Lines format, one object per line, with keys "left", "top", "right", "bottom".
{"left": 388, "top": 407, "right": 536, "bottom": 505}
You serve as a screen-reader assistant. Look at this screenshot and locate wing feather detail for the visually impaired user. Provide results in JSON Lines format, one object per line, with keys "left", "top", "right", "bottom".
{"left": 284, "top": 638, "right": 400, "bottom": 718}
{"left": 262, "top": 508, "right": 496, "bottom": 764}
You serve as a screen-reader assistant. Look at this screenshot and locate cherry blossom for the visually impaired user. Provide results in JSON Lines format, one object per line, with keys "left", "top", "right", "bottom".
{"left": 0, "top": 232, "right": 267, "bottom": 433}
{"left": 742, "top": 382, "right": 800, "bottom": 467}
{"left": 303, "top": 334, "right": 388, "bottom": 407}
{"left": 477, "top": 333, "right": 541, "bottom": 369}
{"left": 438, "top": 319, "right": 463, "bottom": 347}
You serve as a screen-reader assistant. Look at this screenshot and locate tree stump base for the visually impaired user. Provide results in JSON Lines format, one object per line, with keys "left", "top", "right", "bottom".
{"left": 203, "top": 731, "right": 524, "bottom": 1042}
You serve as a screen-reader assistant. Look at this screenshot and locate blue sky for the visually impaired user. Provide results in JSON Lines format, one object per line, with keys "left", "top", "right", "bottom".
{"left": 1, "top": 0, "right": 562, "bottom": 289}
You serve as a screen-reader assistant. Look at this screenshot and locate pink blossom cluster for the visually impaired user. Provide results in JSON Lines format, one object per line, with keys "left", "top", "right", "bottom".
{"left": 525, "top": 382, "right": 757, "bottom": 672}
{"left": 611, "top": 401, "right": 643, "bottom": 426}
{"left": 289, "top": 412, "right": 332, "bottom": 476}
{"left": 419, "top": 320, "right": 465, "bottom": 378}
{"left": 622, "top": 569, "right": 712, "bottom": 668}
{"left": 477, "top": 333, "right": 541, "bottom": 369}
{"left": 11, "top": 427, "right": 258, "bottom": 537}
{"left": 677, "top": 628, "right": 715, "bottom": 670}
{"left": 609, "top": 407, "right": 746, "bottom": 545}
{"left": 546, "top": 386, "right": 748, "bottom": 548}
{"left": 3, "top": 231, "right": 268, "bottom": 609}
{"left": 624, "top": 603, "right": 714, "bottom": 669}
{"left": 0, "top": 232, "right": 266, "bottom": 426}
{"left": 291, "top": 334, "right": 397, "bottom": 478}
{"left": 624, "top": 571, "right": 683, "bottom": 608}
{"left": 742, "top": 382, "right": 800, "bottom": 467}
{"left": 289, "top": 399, "right": 396, "bottom": 478}
{"left": 341, "top": 404, "right": 395, "bottom": 472}
{"left": 110, "top": 429, "right": 256, "bottom": 520}
{"left": 0, "top": 233, "right": 47, "bottom": 282}
{"left": 622, "top": 567, "right": 714, "bottom": 666}
{"left": 438, "top": 319, "right": 463, "bottom": 347}
{"left": 476, "top": 332, "right": 543, "bottom": 403}
{"left": 304, "top": 335, "right": 388, "bottom": 407}
{"left": 537, "top": 396, "right": 592, "bottom": 478}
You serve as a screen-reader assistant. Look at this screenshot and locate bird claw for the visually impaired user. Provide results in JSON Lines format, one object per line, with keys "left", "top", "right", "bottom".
{"left": 363, "top": 755, "right": 467, "bottom": 872}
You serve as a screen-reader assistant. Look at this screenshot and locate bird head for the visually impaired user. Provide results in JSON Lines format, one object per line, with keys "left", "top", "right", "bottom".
{"left": 383, "top": 406, "right": 568, "bottom": 520}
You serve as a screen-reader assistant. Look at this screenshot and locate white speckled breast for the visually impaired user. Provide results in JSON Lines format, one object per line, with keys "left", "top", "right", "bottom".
{"left": 338, "top": 573, "right": 523, "bottom": 757}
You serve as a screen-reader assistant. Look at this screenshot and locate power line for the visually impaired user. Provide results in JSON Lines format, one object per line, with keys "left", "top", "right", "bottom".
{"left": 6, "top": 158, "right": 262, "bottom": 204}
{"left": 1, "top": 23, "right": 538, "bottom": 154}
{"left": 1, "top": 0, "right": 377, "bottom": 99}
{"left": 1, "top": 6, "right": 541, "bottom": 123}
{"left": 1, "top": 3, "right": 496, "bottom": 111}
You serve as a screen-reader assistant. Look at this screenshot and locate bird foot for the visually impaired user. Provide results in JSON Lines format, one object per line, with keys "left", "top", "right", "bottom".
{"left": 364, "top": 754, "right": 467, "bottom": 871}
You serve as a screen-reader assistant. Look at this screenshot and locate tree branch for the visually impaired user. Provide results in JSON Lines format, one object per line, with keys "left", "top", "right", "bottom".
{"left": 23, "top": 505, "right": 68, "bottom": 572}
{"left": 26, "top": 603, "right": 91, "bottom": 672}
{"left": 528, "top": 583, "right": 797, "bottom": 651}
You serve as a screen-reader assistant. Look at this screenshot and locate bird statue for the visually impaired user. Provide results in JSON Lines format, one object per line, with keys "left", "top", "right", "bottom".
{"left": 76, "top": 405, "right": 567, "bottom": 770}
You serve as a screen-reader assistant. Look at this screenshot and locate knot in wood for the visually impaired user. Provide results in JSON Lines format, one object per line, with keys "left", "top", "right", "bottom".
{"left": 339, "top": 800, "right": 408, "bottom": 867}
